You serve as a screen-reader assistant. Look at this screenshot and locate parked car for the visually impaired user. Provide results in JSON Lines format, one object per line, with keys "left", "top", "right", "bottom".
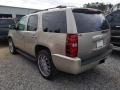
{"left": 0, "top": 18, "right": 15, "bottom": 41}
{"left": 106, "top": 10, "right": 120, "bottom": 47}
{"left": 8, "top": 7, "right": 112, "bottom": 79}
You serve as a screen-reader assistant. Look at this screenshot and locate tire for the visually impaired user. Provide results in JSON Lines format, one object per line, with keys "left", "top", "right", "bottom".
{"left": 37, "top": 50, "right": 57, "bottom": 79}
{"left": 8, "top": 38, "right": 17, "bottom": 54}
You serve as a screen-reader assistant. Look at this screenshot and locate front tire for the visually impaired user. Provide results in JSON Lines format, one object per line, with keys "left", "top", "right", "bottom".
{"left": 37, "top": 50, "right": 57, "bottom": 79}
{"left": 8, "top": 38, "right": 17, "bottom": 54}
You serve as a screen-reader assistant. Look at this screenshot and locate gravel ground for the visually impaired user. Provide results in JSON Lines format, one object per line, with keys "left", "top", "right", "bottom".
{"left": 0, "top": 43, "right": 120, "bottom": 90}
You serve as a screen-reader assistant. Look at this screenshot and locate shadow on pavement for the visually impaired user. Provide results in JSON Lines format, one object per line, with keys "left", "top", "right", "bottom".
{"left": 111, "top": 49, "right": 120, "bottom": 57}
{"left": 51, "top": 67, "right": 113, "bottom": 87}
{"left": 0, "top": 41, "right": 8, "bottom": 48}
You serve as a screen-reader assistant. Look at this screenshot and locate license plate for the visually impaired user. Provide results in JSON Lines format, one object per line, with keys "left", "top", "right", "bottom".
{"left": 97, "top": 40, "right": 103, "bottom": 48}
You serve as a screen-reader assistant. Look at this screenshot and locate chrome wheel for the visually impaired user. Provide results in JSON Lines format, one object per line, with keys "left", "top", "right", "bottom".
{"left": 9, "top": 39, "right": 14, "bottom": 53}
{"left": 38, "top": 53, "right": 51, "bottom": 77}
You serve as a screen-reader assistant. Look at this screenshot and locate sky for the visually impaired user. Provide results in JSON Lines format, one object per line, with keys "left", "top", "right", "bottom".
{"left": 0, "top": 0, "right": 119, "bottom": 9}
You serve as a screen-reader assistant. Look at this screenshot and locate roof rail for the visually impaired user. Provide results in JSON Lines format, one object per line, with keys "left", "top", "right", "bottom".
{"left": 33, "top": 5, "right": 76, "bottom": 13}
{"left": 33, "top": 10, "right": 42, "bottom": 13}
{"left": 43, "top": 5, "right": 67, "bottom": 11}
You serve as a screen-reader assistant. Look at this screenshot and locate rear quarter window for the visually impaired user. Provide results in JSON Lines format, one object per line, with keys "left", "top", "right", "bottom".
{"left": 42, "top": 11, "right": 67, "bottom": 33}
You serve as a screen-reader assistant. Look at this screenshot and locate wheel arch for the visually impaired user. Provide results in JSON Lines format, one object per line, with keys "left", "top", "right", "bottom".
{"left": 8, "top": 36, "right": 12, "bottom": 40}
{"left": 35, "top": 45, "right": 51, "bottom": 57}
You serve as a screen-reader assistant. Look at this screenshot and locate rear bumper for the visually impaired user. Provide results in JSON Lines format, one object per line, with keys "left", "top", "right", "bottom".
{"left": 52, "top": 45, "right": 112, "bottom": 74}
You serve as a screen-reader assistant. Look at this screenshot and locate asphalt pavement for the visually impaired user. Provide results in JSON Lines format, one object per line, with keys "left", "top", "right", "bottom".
{"left": 0, "top": 43, "right": 120, "bottom": 90}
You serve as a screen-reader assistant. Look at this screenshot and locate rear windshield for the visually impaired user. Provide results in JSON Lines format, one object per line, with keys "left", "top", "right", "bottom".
{"left": 73, "top": 9, "right": 109, "bottom": 33}
{"left": 0, "top": 19, "right": 15, "bottom": 28}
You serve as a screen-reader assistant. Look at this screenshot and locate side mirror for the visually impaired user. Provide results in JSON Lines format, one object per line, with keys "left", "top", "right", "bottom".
{"left": 9, "top": 25, "right": 16, "bottom": 30}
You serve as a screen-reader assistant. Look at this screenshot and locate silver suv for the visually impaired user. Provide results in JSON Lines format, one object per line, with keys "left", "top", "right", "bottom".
{"left": 8, "top": 7, "right": 112, "bottom": 79}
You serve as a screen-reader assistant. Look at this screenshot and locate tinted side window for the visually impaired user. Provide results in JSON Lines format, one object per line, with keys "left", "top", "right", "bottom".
{"left": 111, "top": 14, "right": 120, "bottom": 23}
{"left": 107, "top": 11, "right": 120, "bottom": 24}
{"left": 17, "top": 17, "right": 27, "bottom": 31}
{"left": 42, "top": 11, "right": 67, "bottom": 33}
{"left": 106, "top": 14, "right": 113, "bottom": 22}
{"left": 27, "top": 15, "right": 38, "bottom": 31}
{"left": 16, "top": 15, "right": 25, "bottom": 21}
{"left": 107, "top": 11, "right": 120, "bottom": 30}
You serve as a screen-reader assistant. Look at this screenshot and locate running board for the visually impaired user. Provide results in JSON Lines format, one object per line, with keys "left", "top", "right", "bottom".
{"left": 16, "top": 49, "right": 37, "bottom": 61}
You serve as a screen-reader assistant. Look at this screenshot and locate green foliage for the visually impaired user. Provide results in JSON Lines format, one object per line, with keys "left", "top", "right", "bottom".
{"left": 83, "top": 2, "right": 113, "bottom": 12}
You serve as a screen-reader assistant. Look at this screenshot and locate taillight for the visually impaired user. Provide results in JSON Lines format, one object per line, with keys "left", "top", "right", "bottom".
{"left": 66, "top": 34, "right": 78, "bottom": 58}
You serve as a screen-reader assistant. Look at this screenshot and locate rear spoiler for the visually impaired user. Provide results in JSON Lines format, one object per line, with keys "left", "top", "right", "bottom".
{"left": 72, "top": 8, "right": 102, "bottom": 14}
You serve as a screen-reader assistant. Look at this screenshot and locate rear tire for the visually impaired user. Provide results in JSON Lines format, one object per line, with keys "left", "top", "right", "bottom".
{"left": 37, "top": 50, "right": 57, "bottom": 80}
{"left": 8, "top": 38, "right": 17, "bottom": 54}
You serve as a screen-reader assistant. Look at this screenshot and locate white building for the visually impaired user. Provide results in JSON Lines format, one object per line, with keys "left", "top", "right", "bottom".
{"left": 0, "top": 5, "right": 39, "bottom": 20}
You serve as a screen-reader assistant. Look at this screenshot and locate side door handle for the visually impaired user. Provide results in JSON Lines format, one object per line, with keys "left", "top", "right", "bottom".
{"left": 32, "top": 35, "right": 37, "bottom": 38}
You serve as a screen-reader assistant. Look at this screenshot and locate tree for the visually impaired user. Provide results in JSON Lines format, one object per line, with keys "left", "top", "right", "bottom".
{"left": 83, "top": 2, "right": 113, "bottom": 12}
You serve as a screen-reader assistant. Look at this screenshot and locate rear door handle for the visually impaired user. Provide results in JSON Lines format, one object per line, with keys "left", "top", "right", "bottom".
{"left": 32, "top": 35, "right": 37, "bottom": 38}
